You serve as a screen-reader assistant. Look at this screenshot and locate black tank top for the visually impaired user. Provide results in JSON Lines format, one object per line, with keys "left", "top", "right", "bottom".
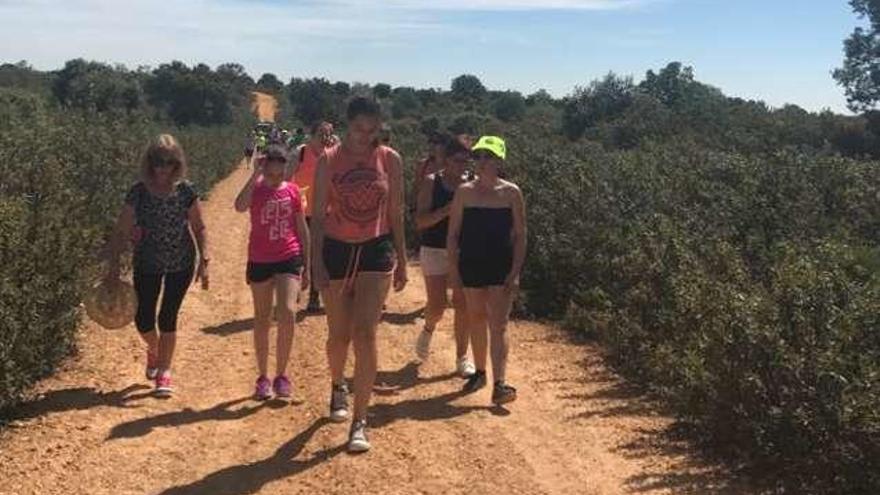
{"left": 419, "top": 174, "right": 456, "bottom": 248}
{"left": 459, "top": 207, "right": 513, "bottom": 261}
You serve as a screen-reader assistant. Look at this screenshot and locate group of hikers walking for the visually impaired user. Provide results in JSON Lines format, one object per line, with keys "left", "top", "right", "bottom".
{"left": 105, "top": 96, "right": 527, "bottom": 453}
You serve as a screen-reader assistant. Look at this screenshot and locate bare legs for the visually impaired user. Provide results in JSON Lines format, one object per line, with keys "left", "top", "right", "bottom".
{"left": 423, "top": 275, "right": 470, "bottom": 360}
{"left": 250, "top": 275, "right": 301, "bottom": 378}
{"left": 322, "top": 273, "right": 392, "bottom": 421}
{"left": 463, "top": 286, "right": 513, "bottom": 383}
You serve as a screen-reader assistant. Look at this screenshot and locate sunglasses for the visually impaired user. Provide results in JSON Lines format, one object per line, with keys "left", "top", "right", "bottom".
{"left": 262, "top": 156, "right": 287, "bottom": 164}
{"left": 472, "top": 150, "right": 496, "bottom": 160}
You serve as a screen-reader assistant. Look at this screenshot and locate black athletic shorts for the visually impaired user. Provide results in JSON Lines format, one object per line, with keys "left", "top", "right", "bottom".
{"left": 323, "top": 235, "right": 395, "bottom": 280}
{"left": 247, "top": 255, "right": 304, "bottom": 284}
{"left": 459, "top": 255, "right": 512, "bottom": 288}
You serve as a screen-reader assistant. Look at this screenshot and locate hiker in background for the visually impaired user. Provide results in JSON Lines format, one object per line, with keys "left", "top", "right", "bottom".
{"left": 235, "top": 144, "right": 310, "bottom": 401}
{"left": 288, "top": 121, "right": 336, "bottom": 313}
{"left": 289, "top": 127, "right": 307, "bottom": 149}
{"left": 311, "top": 96, "right": 408, "bottom": 452}
{"left": 447, "top": 136, "right": 526, "bottom": 406}
{"left": 106, "top": 134, "right": 209, "bottom": 397}
{"left": 413, "top": 135, "right": 475, "bottom": 378}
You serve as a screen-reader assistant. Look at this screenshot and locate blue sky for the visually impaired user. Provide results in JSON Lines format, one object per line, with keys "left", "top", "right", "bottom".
{"left": 0, "top": 0, "right": 860, "bottom": 112}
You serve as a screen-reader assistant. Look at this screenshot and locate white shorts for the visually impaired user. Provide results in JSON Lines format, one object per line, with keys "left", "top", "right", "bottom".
{"left": 420, "top": 246, "right": 449, "bottom": 277}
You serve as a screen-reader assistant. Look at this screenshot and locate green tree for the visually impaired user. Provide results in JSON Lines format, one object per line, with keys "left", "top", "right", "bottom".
{"left": 391, "top": 87, "right": 422, "bottom": 118}
{"left": 491, "top": 90, "right": 527, "bottom": 122}
{"left": 374, "top": 83, "right": 392, "bottom": 99}
{"left": 288, "top": 77, "right": 341, "bottom": 125}
{"left": 451, "top": 74, "right": 487, "bottom": 103}
{"left": 256, "top": 73, "right": 284, "bottom": 94}
{"left": 53, "top": 59, "right": 144, "bottom": 112}
{"left": 562, "top": 72, "right": 635, "bottom": 139}
{"left": 834, "top": 0, "right": 880, "bottom": 111}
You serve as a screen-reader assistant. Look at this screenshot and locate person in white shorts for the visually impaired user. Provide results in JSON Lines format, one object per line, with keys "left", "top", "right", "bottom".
{"left": 414, "top": 135, "right": 475, "bottom": 377}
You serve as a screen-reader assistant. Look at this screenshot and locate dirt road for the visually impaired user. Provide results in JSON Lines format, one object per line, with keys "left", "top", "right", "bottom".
{"left": 0, "top": 94, "right": 751, "bottom": 495}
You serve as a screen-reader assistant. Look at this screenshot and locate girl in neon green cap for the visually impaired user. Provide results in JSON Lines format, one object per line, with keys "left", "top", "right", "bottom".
{"left": 447, "top": 135, "right": 526, "bottom": 405}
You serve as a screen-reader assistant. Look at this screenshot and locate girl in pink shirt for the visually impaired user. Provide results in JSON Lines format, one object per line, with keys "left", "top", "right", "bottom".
{"left": 235, "top": 145, "right": 310, "bottom": 400}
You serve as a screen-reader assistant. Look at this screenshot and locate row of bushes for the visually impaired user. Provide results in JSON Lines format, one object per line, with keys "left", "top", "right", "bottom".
{"left": 0, "top": 88, "right": 246, "bottom": 413}
{"left": 498, "top": 132, "right": 880, "bottom": 493}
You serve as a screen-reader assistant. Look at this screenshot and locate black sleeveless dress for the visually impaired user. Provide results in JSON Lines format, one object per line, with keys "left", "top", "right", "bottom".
{"left": 458, "top": 207, "right": 513, "bottom": 288}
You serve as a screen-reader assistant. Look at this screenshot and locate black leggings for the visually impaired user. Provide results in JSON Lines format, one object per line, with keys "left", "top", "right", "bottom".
{"left": 134, "top": 267, "right": 194, "bottom": 333}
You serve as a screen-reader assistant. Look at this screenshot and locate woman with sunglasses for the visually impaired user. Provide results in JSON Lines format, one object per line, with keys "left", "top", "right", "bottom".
{"left": 414, "top": 135, "right": 475, "bottom": 378}
{"left": 288, "top": 121, "right": 336, "bottom": 313}
{"left": 235, "top": 145, "right": 310, "bottom": 400}
{"left": 106, "top": 134, "right": 209, "bottom": 397}
{"left": 312, "top": 96, "right": 408, "bottom": 452}
{"left": 447, "top": 136, "right": 526, "bottom": 406}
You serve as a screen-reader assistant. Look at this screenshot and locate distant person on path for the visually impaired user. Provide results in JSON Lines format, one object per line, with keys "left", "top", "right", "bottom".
{"left": 288, "top": 121, "right": 336, "bottom": 312}
{"left": 288, "top": 127, "right": 307, "bottom": 149}
{"left": 414, "top": 135, "right": 475, "bottom": 378}
{"left": 235, "top": 144, "right": 310, "bottom": 400}
{"left": 447, "top": 136, "right": 526, "bottom": 405}
{"left": 106, "top": 134, "right": 209, "bottom": 397}
{"left": 311, "top": 96, "right": 408, "bottom": 452}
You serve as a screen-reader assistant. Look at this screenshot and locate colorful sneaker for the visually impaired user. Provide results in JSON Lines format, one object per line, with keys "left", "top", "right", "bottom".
{"left": 254, "top": 376, "right": 272, "bottom": 401}
{"left": 155, "top": 372, "right": 173, "bottom": 398}
{"left": 273, "top": 375, "right": 292, "bottom": 398}
{"left": 415, "top": 328, "right": 433, "bottom": 361}
{"left": 456, "top": 356, "right": 476, "bottom": 378}
{"left": 462, "top": 370, "right": 487, "bottom": 393}
{"left": 145, "top": 350, "right": 159, "bottom": 381}
{"left": 329, "top": 382, "right": 350, "bottom": 423}
{"left": 348, "top": 419, "right": 371, "bottom": 453}
{"left": 492, "top": 381, "right": 518, "bottom": 405}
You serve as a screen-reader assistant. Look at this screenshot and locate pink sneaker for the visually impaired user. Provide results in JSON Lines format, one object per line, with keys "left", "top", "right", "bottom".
{"left": 254, "top": 376, "right": 272, "bottom": 400}
{"left": 273, "top": 375, "right": 292, "bottom": 398}
{"left": 155, "top": 372, "right": 173, "bottom": 398}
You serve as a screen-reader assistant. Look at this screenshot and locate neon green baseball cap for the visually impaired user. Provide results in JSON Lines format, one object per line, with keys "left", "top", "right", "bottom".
{"left": 472, "top": 135, "right": 506, "bottom": 160}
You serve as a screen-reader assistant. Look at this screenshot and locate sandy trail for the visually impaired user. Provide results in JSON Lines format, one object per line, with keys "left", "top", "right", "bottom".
{"left": 0, "top": 95, "right": 753, "bottom": 495}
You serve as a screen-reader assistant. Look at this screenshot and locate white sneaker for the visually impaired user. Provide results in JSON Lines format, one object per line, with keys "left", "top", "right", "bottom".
{"left": 456, "top": 356, "right": 476, "bottom": 378}
{"left": 415, "top": 329, "right": 433, "bottom": 361}
{"left": 348, "top": 419, "right": 371, "bottom": 453}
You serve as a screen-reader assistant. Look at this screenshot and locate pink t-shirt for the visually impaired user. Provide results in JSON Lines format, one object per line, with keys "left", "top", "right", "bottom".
{"left": 248, "top": 180, "right": 303, "bottom": 263}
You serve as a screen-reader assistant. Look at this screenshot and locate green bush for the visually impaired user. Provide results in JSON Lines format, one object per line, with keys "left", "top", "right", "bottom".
{"left": 507, "top": 136, "right": 880, "bottom": 492}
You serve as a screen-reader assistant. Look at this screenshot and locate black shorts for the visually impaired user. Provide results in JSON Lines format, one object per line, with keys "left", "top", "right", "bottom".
{"left": 323, "top": 235, "right": 395, "bottom": 280}
{"left": 459, "top": 256, "right": 512, "bottom": 288}
{"left": 247, "top": 255, "right": 304, "bottom": 284}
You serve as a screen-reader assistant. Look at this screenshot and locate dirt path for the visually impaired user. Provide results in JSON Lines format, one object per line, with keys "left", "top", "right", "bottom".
{"left": 0, "top": 95, "right": 753, "bottom": 495}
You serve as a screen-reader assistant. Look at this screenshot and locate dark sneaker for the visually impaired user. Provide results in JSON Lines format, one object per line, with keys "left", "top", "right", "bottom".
{"left": 492, "top": 381, "right": 517, "bottom": 405}
{"left": 462, "top": 370, "right": 487, "bottom": 393}
{"left": 329, "top": 382, "right": 350, "bottom": 422}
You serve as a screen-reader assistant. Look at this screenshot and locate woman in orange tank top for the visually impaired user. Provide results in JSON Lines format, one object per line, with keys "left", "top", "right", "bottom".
{"left": 311, "top": 96, "right": 408, "bottom": 453}
{"left": 288, "top": 121, "right": 336, "bottom": 312}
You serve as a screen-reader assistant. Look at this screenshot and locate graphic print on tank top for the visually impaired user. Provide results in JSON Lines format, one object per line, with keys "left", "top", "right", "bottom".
{"left": 260, "top": 196, "right": 294, "bottom": 241}
{"left": 332, "top": 163, "right": 388, "bottom": 226}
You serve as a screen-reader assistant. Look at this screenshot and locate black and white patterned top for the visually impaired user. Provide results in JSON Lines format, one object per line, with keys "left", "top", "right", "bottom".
{"left": 125, "top": 181, "right": 198, "bottom": 274}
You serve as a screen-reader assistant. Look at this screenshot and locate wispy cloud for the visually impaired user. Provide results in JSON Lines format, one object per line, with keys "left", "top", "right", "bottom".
{"left": 323, "top": 0, "right": 654, "bottom": 10}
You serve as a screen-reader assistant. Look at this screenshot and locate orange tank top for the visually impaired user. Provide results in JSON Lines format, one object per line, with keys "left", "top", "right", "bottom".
{"left": 323, "top": 144, "right": 392, "bottom": 242}
{"left": 293, "top": 144, "right": 319, "bottom": 216}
